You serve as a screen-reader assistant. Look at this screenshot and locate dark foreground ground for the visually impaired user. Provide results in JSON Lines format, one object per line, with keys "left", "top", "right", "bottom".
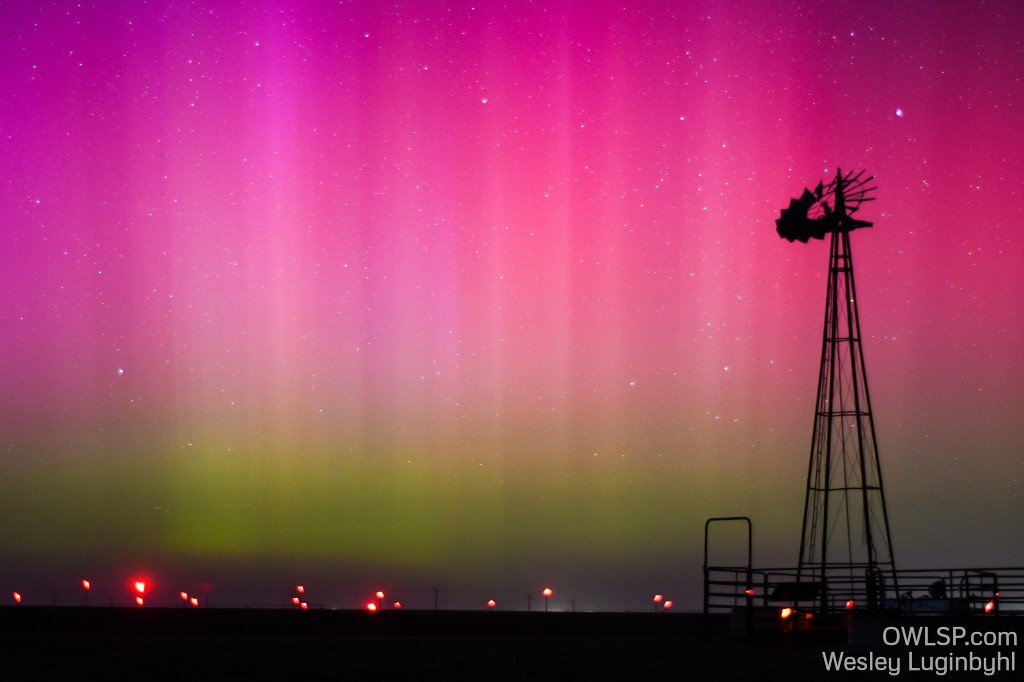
{"left": 0, "top": 607, "right": 1019, "bottom": 680}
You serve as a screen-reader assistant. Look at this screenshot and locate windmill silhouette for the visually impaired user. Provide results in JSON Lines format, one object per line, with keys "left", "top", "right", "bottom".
{"left": 777, "top": 169, "right": 897, "bottom": 613}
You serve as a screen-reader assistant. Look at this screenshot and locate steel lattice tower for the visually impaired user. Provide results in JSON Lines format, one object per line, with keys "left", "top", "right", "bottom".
{"left": 776, "top": 169, "right": 898, "bottom": 613}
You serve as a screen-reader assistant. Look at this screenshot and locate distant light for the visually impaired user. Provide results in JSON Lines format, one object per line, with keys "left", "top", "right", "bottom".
{"left": 12, "top": 592, "right": 21, "bottom": 604}
{"left": 367, "top": 602, "right": 378, "bottom": 612}
{"left": 984, "top": 601, "right": 995, "bottom": 614}
{"left": 542, "top": 587, "right": 553, "bottom": 612}
{"left": 190, "top": 597, "right": 199, "bottom": 607}
{"left": 895, "top": 107, "right": 904, "bottom": 118}
{"left": 135, "top": 596, "right": 145, "bottom": 607}
{"left": 300, "top": 602, "right": 309, "bottom": 610}
{"left": 745, "top": 589, "right": 754, "bottom": 596}
{"left": 82, "top": 580, "right": 91, "bottom": 591}
{"left": 180, "top": 592, "right": 189, "bottom": 602}
{"left": 487, "top": 599, "right": 496, "bottom": 609}
{"left": 392, "top": 601, "right": 402, "bottom": 610}
{"left": 296, "top": 585, "right": 304, "bottom": 594}
{"left": 846, "top": 600, "right": 854, "bottom": 609}
{"left": 134, "top": 580, "right": 147, "bottom": 595}
{"left": 375, "top": 591, "right": 385, "bottom": 600}
{"left": 292, "top": 597, "right": 301, "bottom": 605}
{"left": 663, "top": 600, "right": 673, "bottom": 609}
{"left": 653, "top": 594, "right": 663, "bottom": 603}
{"left": 780, "top": 607, "right": 793, "bottom": 619}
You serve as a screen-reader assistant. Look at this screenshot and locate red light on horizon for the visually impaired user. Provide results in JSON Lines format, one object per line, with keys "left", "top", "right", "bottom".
{"left": 367, "top": 602, "right": 378, "bottom": 612}
{"left": 664, "top": 600, "right": 673, "bottom": 609}
{"left": 541, "top": 587, "right": 553, "bottom": 612}
{"left": 392, "top": 601, "right": 402, "bottom": 609}
{"left": 300, "top": 602, "right": 309, "bottom": 610}
{"left": 135, "top": 596, "right": 145, "bottom": 607}
{"left": 292, "top": 596, "right": 301, "bottom": 605}
{"left": 180, "top": 592, "right": 189, "bottom": 601}
{"left": 82, "top": 580, "right": 91, "bottom": 591}
{"left": 296, "top": 585, "right": 304, "bottom": 594}
{"left": 133, "top": 580, "right": 147, "bottom": 595}
{"left": 487, "top": 599, "right": 496, "bottom": 608}
{"left": 12, "top": 592, "right": 21, "bottom": 604}
{"left": 653, "top": 594, "right": 663, "bottom": 603}
{"left": 375, "top": 590, "right": 385, "bottom": 600}
{"left": 190, "top": 597, "right": 199, "bottom": 607}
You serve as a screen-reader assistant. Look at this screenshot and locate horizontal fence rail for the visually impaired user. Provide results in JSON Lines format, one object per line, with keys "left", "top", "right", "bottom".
{"left": 704, "top": 566, "right": 1024, "bottom": 629}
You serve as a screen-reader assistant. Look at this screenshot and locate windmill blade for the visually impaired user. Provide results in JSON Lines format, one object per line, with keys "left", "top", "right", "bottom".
{"left": 843, "top": 169, "right": 868, "bottom": 186}
{"left": 844, "top": 175, "right": 875, "bottom": 195}
{"left": 842, "top": 172, "right": 871, "bottom": 192}
{"left": 847, "top": 181, "right": 876, "bottom": 197}
{"left": 844, "top": 178, "right": 877, "bottom": 206}
{"left": 844, "top": 168, "right": 866, "bottom": 181}
{"left": 848, "top": 197, "right": 877, "bottom": 209}
{"left": 846, "top": 188, "right": 877, "bottom": 203}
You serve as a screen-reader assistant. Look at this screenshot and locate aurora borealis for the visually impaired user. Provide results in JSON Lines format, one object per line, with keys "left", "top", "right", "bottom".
{"left": 1, "top": 1, "right": 1022, "bottom": 610}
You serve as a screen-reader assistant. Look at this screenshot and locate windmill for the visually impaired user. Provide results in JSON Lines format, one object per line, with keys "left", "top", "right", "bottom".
{"left": 776, "top": 168, "right": 874, "bottom": 243}
{"left": 776, "top": 168, "right": 897, "bottom": 613}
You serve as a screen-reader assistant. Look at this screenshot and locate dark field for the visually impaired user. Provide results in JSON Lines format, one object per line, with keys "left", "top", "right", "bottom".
{"left": 0, "top": 607, "right": 1018, "bottom": 680}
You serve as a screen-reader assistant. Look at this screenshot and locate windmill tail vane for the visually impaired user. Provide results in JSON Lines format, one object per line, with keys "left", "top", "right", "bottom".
{"left": 776, "top": 168, "right": 876, "bottom": 243}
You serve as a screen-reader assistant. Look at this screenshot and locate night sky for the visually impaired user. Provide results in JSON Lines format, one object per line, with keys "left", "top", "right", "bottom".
{"left": 1, "top": 1, "right": 1021, "bottom": 610}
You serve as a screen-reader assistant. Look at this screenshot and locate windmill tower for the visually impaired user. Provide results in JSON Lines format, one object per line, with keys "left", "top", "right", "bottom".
{"left": 776, "top": 169, "right": 897, "bottom": 613}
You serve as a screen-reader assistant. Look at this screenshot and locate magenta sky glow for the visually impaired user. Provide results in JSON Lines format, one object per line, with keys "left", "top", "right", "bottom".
{"left": 0, "top": 1, "right": 1021, "bottom": 610}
